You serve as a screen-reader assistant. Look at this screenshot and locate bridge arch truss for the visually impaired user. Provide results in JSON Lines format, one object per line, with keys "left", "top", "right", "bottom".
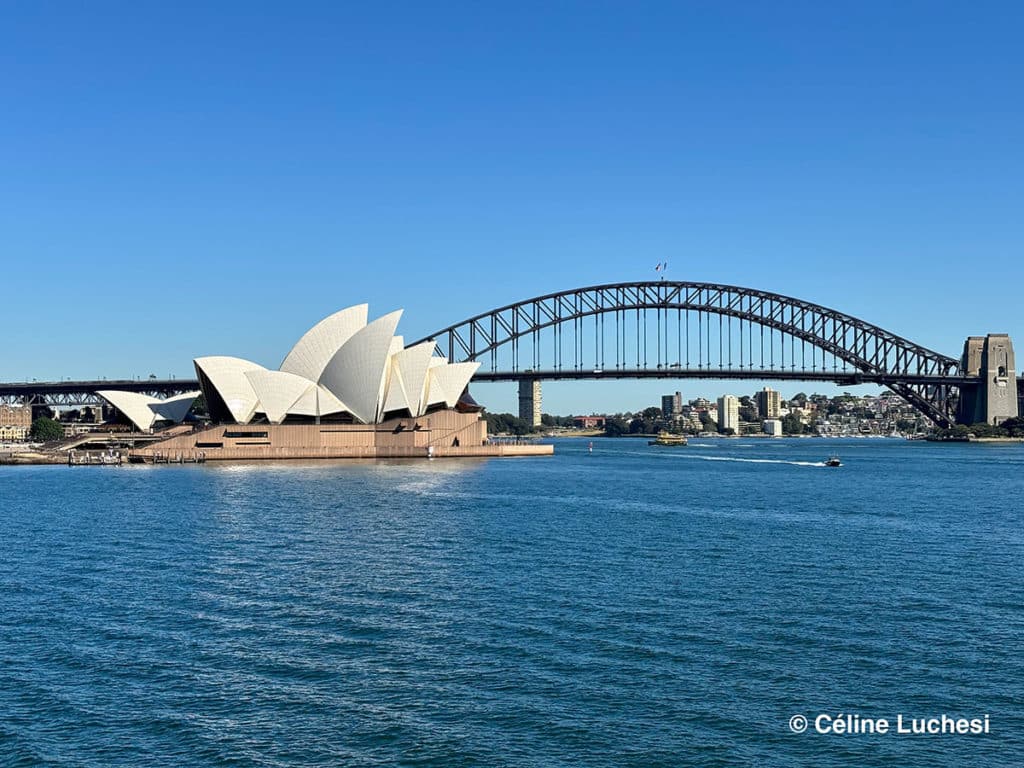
{"left": 415, "top": 281, "right": 964, "bottom": 426}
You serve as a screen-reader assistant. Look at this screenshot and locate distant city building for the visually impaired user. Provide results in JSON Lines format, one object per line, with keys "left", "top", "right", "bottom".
{"left": 763, "top": 418, "right": 783, "bottom": 436}
{"left": 717, "top": 395, "right": 740, "bottom": 433}
{"left": 788, "top": 406, "right": 812, "bottom": 424}
{"left": 0, "top": 404, "right": 31, "bottom": 441}
{"left": 572, "top": 415, "right": 606, "bottom": 429}
{"left": 756, "top": 387, "right": 781, "bottom": 419}
{"left": 661, "top": 391, "right": 682, "bottom": 418}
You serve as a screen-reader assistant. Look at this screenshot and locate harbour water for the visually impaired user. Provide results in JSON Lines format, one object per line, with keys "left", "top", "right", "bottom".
{"left": 1, "top": 438, "right": 1022, "bottom": 766}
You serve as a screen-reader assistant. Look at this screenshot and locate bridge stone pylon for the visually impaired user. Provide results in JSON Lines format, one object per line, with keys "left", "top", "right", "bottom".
{"left": 518, "top": 378, "right": 542, "bottom": 427}
{"left": 957, "top": 334, "right": 1018, "bottom": 426}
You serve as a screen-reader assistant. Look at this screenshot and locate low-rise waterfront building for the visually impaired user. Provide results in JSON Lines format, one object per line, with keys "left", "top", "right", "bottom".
{"left": 62, "top": 423, "right": 106, "bottom": 438}
{"left": 0, "top": 404, "right": 31, "bottom": 441}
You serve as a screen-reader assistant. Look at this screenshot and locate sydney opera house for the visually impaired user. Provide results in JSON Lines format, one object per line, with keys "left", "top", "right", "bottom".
{"left": 98, "top": 305, "right": 549, "bottom": 460}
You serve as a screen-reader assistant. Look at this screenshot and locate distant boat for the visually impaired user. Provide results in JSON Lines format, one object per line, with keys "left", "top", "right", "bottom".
{"left": 824, "top": 456, "right": 842, "bottom": 467}
{"left": 649, "top": 431, "right": 688, "bottom": 446}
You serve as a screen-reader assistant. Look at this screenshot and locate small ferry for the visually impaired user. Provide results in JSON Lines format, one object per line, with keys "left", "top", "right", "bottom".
{"left": 824, "top": 456, "right": 842, "bottom": 467}
{"left": 648, "top": 431, "right": 688, "bottom": 447}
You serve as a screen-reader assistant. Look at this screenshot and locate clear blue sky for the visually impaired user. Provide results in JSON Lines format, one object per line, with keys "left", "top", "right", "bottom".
{"left": 2, "top": 1, "right": 1021, "bottom": 414}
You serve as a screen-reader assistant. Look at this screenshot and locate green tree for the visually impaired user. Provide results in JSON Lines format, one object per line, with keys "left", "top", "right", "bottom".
{"left": 540, "top": 414, "right": 575, "bottom": 428}
{"left": 934, "top": 423, "right": 1013, "bottom": 439}
{"left": 698, "top": 411, "right": 719, "bottom": 433}
{"left": 1001, "top": 416, "right": 1024, "bottom": 437}
{"left": 781, "top": 413, "right": 805, "bottom": 435}
{"left": 485, "top": 412, "right": 534, "bottom": 436}
{"left": 967, "top": 422, "right": 1008, "bottom": 438}
{"left": 642, "top": 406, "right": 663, "bottom": 420}
{"left": 603, "top": 416, "right": 628, "bottom": 437}
{"left": 190, "top": 394, "right": 208, "bottom": 418}
{"left": 30, "top": 417, "right": 64, "bottom": 441}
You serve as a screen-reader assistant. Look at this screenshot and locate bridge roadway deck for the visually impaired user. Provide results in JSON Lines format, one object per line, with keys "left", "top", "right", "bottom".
{"left": 3, "top": 371, "right": 1022, "bottom": 404}
{"left": 472, "top": 369, "right": 980, "bottom": 386}
{"left": 0, "top": 379, "right": 193, "bottom": 397}
{"left": 0, "top": 379, "right": 197, "bottom": 405}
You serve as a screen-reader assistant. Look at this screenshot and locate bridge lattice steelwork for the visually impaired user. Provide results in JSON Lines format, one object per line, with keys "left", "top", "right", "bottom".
{"left": 415, "top": 281, "right": 967, "bottom": 426}
{"left": 0, "top": 380, "right": 196, "bottom": 408}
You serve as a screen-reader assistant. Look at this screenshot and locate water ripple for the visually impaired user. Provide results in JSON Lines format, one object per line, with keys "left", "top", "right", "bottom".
{"left": 0, "top": 440, "right": 1022, "bottom": 766}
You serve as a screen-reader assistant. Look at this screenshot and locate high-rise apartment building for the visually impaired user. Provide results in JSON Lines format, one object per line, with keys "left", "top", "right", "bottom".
{"left": 717, "top": 395, "right": 740, "bottom": 433}
{"left": 661, "top": 391, "right": 682, "bottom": 419}
{"left": 756, "top": 387, "right": 781, "bottom": 419}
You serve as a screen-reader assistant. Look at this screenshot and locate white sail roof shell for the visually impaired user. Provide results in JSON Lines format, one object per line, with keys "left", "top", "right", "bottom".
{"left": 381, "top": 363, "right": 411, "bottom": 416}
{"left": 319, "top": 310, "right": 403, "bottom": 424}
{"left": 425, "top": 357, "right": 449, "bottom": 407}
{"left": 194, "top": 356, "right": 266, "bottom": 424}
{"left": 378, "top": 337, "right": 407, "bottom": 417}
{"left": 279, "top": 304, "right": 368, "bottom": 382}
{"left": 95, "top": 390, "right": 160, "bottom": 431}
{"left": 96, "top": 390, "right": 200, "bottom": 432}
{"left": 152, "top": 391, "right": 202, "bottom": 424}
{"left": 426, "top": 362, "right": 480, "bottom": 408}
{"left": 388, "top": 341, "right": 436, "bottom": 417}
{"left": 244, "top": 370, "right": 317, "bottom": 425}
{"left": 288, "top": 384, "right": 349, "bottom": 418}
{"left": 193, "top": 306, "right": 481, "bottom": 425}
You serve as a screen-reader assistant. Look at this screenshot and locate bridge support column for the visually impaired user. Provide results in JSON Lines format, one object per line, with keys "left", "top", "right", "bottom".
{"left": 518, "top": 378, "right": 542, "bottom": 427}
{"left": 957, "top": 334, "right": 1018, "bottom": 425}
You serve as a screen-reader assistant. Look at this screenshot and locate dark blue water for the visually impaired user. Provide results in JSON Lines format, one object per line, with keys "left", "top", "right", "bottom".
{"left": 1, "top": 438, "right": 1022, "bottom": 766}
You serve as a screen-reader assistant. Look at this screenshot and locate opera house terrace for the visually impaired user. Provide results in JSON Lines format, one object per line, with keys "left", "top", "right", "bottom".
{"left": 96, "top": 305, "right": 551, "bottom": 462}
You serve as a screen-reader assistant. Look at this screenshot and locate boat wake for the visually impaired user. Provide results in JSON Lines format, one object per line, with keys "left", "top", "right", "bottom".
{"left": 687, "top": 455, "right": 827, "bottom": 468}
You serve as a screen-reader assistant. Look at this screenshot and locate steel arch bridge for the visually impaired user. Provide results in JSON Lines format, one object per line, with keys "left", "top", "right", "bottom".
{"left": 0, "top": 379, "right": 197, "bottom": 409}
{"left": 414, "top": 281, "right": 970, "bottom": 426}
